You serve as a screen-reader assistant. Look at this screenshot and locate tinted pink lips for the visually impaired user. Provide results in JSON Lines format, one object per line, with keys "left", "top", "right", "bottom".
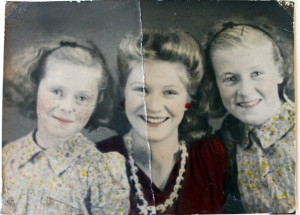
{"left": 237, "top": 99, "right": 261, "bottom": 109}
{"left": 140, "top": 116, "right": 169, "bottom": 127}
{"left": 53, "top": 116, "right": 73, "bottom": 125}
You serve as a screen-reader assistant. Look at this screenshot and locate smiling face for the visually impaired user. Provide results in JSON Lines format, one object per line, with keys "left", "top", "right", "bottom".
{"left": 125, "top": 60, "right": 190, "bottom": 143}
{"left": 36, "top": 57, "right": 102, "bottom": 140}
{"left": 211, "top": 40, "right": 283, "bottom": 126}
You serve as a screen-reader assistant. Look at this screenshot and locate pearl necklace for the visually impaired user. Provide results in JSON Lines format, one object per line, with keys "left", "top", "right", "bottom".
{"left": 125, "top": 133, "right": 189, "bottom": 215}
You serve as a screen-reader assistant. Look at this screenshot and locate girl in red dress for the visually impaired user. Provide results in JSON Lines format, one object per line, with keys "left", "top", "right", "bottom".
{"left": 97, "top": 30, "right": 226, "bottom": 214}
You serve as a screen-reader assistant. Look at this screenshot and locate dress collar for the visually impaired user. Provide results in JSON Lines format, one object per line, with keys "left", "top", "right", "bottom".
{"left": 15, "top": 132, "right": 44, "bottom": 167}
{"left": 240, "top": 102, "right": 295, "bottom": 150}
{"left": 17, "top": 132, "right": 94, "bottom": 176}
{"left": 43, "top": 133, "right": 95, "bottom": 175}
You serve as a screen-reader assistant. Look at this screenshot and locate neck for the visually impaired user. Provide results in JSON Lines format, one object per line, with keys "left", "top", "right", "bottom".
{"left": 150, "top": 134, "right": 180, "bottom": 189}
{"left": 128, "top": 130, "right": 152, "bottom": 177}
{"left": 35, "top": 129, "right": 72, "bottom": 149}
{"left": 128, "top": 129, "right": 181, "bottom": 189}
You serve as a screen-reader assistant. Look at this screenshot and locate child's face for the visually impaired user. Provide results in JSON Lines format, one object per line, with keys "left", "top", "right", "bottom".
{"left": 36, "top": 57, "right": 102, "bottom": 139}
{"left": 124, "top": 60, "right": 190, "bottom": 142}
{"left": 211, "top": 41, "right": 283, "bottom": 126}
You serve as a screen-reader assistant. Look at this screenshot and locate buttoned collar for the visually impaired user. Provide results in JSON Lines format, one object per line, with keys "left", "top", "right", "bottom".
{"left": 17, "top": 132, "right": 94, "bottom": 176}
{"left": 240, "top": 102, "right": 295, "bottom": 150}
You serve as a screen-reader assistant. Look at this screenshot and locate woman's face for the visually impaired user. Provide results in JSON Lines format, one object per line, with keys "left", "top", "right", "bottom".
{"left": 124, "top": 60, "right": 190, "bottom": 143}
{"left": 211, "top": 41, "right": 283, "bottom": 126}
{"left": 36, "top": 57, "right": 102, "bottom": 140}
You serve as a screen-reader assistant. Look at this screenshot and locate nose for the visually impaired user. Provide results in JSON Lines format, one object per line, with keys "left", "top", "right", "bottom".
{"left": 145, "top": 93, "right": 163, "bottom": 114}
{"left": 236, "top": 79, "right": 255, "bottom": 99}
{"left": 59, "top": 97, "right": 75, "bottom": 113}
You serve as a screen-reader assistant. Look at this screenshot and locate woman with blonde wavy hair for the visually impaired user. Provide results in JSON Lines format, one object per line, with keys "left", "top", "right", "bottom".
{"left": 97, "top": 29, "right": 226, "bottom": 214}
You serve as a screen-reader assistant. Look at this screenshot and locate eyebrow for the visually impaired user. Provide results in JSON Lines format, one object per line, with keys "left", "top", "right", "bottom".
{"left": 129, "top": 81, "right": 145, "bottom": 87}
{"left": 248, "top": 65, "right": 260, "bottom": 70}
{"left": 163, "top": 85, "right": 183, "bottom": 89}
{"left": 217, "top": 72, "right": 234, "bottom": 77}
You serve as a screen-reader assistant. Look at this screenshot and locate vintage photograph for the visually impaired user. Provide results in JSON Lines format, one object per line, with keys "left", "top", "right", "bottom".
{"left": 2, "top": 0, "right": 295, "bottom": 214}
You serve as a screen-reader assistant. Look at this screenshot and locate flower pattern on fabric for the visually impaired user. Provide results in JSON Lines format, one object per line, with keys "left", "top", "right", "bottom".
{"left": 236, "top": 102, "right": 295, "bottom": 213}
{"left": 2, "top": 132, "right": 130, "bottom": 215}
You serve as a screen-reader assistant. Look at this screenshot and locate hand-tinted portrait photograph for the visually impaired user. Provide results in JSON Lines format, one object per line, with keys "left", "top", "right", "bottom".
{"left": 2, "top": 0, "right": 295, "bottom": 214}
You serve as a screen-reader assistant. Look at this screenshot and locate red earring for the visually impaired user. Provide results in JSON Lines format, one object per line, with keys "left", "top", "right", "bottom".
{"left": 185, "top": 102, "right": 190, "bottom": 109}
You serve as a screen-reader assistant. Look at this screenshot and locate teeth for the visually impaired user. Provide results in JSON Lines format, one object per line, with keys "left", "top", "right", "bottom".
{"left": 141, "top": 116, "right": 168, "bottom": 124}
{"left": 238, "top": 99, "right": 260, "bottom": 107}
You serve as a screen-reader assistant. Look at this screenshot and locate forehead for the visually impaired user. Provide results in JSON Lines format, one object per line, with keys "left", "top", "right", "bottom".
{"left": 44, "top": 57, "right": 102, "bottom": 84}
{"left": 128, "top": 59, "right": 189, "bottom": 85}
{"left": 211, "top": 41, "right": 278, "bottom": 75}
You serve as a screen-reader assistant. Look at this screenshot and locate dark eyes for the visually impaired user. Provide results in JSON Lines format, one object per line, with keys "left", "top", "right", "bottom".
{"left": 164, "top": 90, "right": 178, "bottom": 95}
{"left": 223, "top": 76, "right": 237, "bottom": 83}
{"left": 134, "top": 87, "right": 147, "bottom": 93}
{"left": 51, "top": 88, "right": 63, "bottom": 97}
{"left": 221, "top": 71, "right": 264, "bottom": 85}
{"left": 251, "top": 71, "right": 263, "bottom": 77}
{"left": 50, "top": 88, "right": 89, "bottom": 104}
{"left": 76, "top": 95, "right": 89, "bottom": 102}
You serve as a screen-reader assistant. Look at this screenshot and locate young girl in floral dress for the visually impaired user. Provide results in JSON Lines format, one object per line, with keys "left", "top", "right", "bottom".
{"left": 2, "top": 39, "right": 129, "bottom": 214}
{"left": 204, "top": 22, "right": 295, "bottom": 213}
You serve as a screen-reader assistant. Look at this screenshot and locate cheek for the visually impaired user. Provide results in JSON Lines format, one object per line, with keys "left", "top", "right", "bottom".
{"left": 218, "top": 86, "right": 236, "bottom": 105}
{"left": 125, "top": 93, "right": 144, "bottom": 113}
{"left": 167, "top": 99, "right": 187, "bottom": 117}
{"left": 258, "top": 81, "right": 279, "bottom": 98}
{"left": 36, "top": 94, "right": 50, "bottom": 115}
{"left": 76, "top": 105, "right": 96, "bottom": 123}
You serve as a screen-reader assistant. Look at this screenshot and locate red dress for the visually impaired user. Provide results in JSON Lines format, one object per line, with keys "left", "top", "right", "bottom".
{"left": 96, "top": 136, "right": 226, "bottom": 214}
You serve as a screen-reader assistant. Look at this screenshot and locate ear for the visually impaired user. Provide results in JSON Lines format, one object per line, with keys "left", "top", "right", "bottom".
{"left": 276, "top": 70, "right": 284, "bottom": 85}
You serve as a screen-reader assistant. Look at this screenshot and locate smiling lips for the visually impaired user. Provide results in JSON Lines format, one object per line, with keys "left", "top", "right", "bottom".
{"left": 140, "top": 116, "right": 169, "bottom": 127}
{"left": 237, "top": 99, "right": 261, "bottom": 108}
{"left": 53, "top": 116, "right": 73, "bottom": 125}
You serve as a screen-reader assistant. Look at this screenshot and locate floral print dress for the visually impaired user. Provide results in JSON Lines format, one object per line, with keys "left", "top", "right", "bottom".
{"left": 2, "top": 132, "right": 130, "bottom": 215}
{"left": 221, "top": 102, "right": 295, "bottom": 213}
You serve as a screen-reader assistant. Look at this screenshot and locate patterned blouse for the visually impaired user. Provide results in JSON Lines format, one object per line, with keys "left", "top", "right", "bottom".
{"left": 221, "top": 102, "right": 295, "bottom": 213}
{"left": 2, "top": 132, "right": 130, "bottom": 215}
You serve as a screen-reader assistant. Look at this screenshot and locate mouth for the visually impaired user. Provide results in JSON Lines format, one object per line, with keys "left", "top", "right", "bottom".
{"left": 52, "top": 116, "right": 73, "bottom": 124}
{"left": 237, "top": 99, "right": 261, "bottom": 108}
{"left": 140, "top": 116, "right": 169, "bottom": 126}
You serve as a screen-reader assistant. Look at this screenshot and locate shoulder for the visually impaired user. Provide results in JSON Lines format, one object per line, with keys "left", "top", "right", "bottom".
{"left": 216, "top": 114, "right": 245, "bottom": 145}
{"left": 189, "top": 136, "right": 227, "bottom": 180}
{"left": 86, "top": 148, "right": 128, "bottom": 188}
{"left": 190, "top": 135, "right": 225, "bottom": 155}
{"left": 3, "top": 132, "right": 33, "bottom": 160}
{"left": 80, "top": 135, "right": 126, "bottom": 166}
{"left": 189, "top": 136, "right": 226, "bottom": 168}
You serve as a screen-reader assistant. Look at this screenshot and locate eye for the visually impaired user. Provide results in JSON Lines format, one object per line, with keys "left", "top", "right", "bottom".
{"left": 76, "top": 95, "right": 89, "bottom": 104}
{"left": 164, "top": 90, "right": 178, "bottom": 96}
{"left": 133, "top": 87, "right": 147, "bottom": 93}
{"left": 251, "top": 71, "right": 263, "bottom": 77}
{"left": 51, "top": 88, "right": 63, "bottom": 98}
{"left": 223, "top": 74, "right": 238, "bottom": 85}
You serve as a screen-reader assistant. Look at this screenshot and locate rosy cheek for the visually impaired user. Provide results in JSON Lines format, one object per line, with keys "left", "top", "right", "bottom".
{"left": 36, "top": 95, "right": 48, "bottom": 115}
{"left": 77, "top": 106, "right": 95, "bottom": 123}
{"left": 125, "top": 97, "right": 144, "bottom": 112}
